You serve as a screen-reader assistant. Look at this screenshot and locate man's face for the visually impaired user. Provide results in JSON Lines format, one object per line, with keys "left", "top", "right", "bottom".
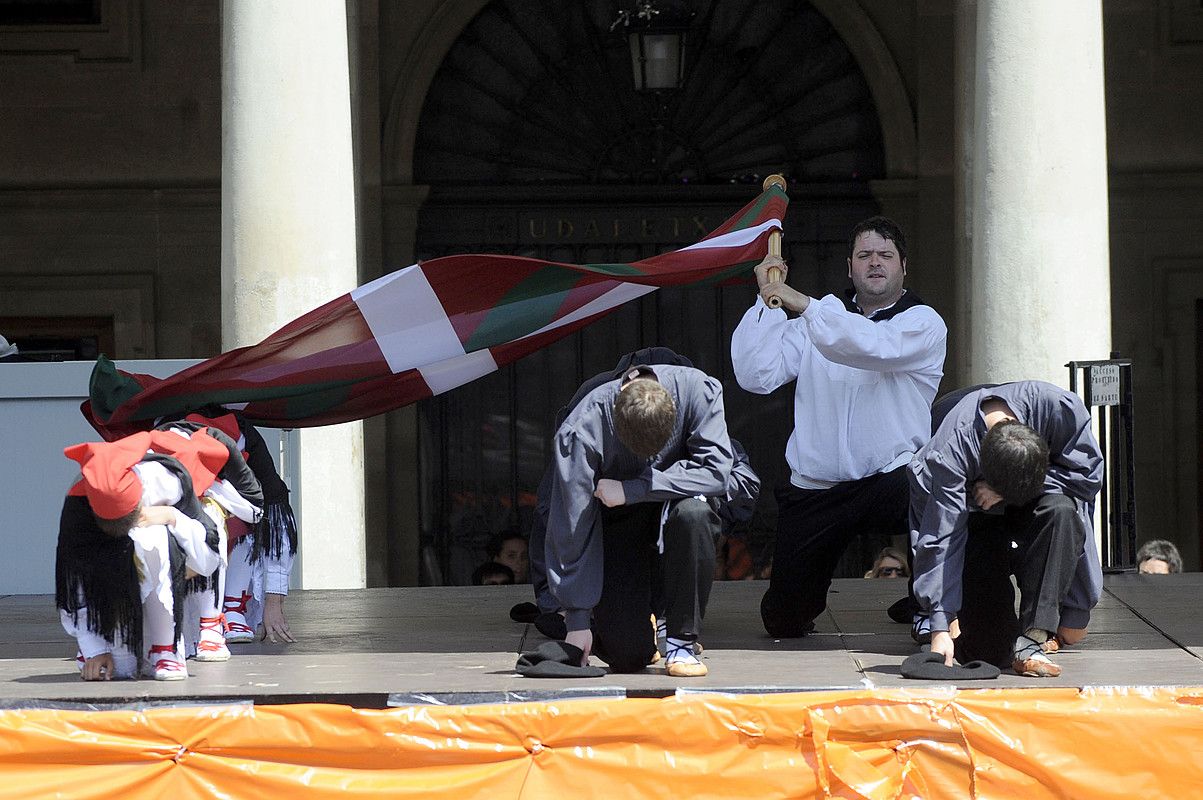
{"left": 848, "top": 230, "right": 906, "bottom": 308}
{"left": 1139, "top": 558, "right": 1171, "bottom": 575}
{"left": 496, "top": 538, "right": 529, "bottom": 582}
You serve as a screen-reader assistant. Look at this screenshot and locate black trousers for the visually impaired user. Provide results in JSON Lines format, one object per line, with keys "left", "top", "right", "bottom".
{"left": 761, "top": 467, "right": 910, "bottom": 637}
{"left": 593, "top": 498, "right": 720, "bottom": 673}
{"left": 953, "top": 493, "right": 1086, "bottom": 668}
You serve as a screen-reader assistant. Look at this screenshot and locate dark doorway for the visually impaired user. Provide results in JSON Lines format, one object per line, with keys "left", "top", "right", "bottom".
{"left": 0, "top": 316, "right": 113, "bottom": 361}
{"left": 408, "top": 0, "right": 887, "bottom": 584}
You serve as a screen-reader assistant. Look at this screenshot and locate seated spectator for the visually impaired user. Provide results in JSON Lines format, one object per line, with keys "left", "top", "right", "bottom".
{"left": 472, "top": 562, "right": 516, "bottom": 586}
{"left": 865, "top": 547, "right": 910, "bottom": 579}
{"left": 486, "top": 530, "right": 529, "bottom": 583}
{"left": 1136, "top": 539, "right": 1183, "bottom": 575}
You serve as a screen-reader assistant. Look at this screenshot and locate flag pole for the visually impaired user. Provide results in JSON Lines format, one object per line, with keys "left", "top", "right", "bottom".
{"left": 762, "top": 174, "right": 787, "bottom": 308}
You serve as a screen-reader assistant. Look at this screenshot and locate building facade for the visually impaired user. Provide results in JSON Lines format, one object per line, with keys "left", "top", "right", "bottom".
{"left": 1, "top": 0, "right": 1201, "bottom": 581}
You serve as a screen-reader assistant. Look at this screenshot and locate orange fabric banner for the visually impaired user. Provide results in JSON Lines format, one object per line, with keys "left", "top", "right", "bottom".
{"left": 2, "top": 687, "right": 1201, "bottom": 798}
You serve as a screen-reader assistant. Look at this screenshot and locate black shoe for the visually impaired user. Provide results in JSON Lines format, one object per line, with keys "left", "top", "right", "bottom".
{"left": 509, "top": 602, "right": 539, "bottom": 623}
{"left": 763, "top": 619, "right": 815, "bottom": 638}
{"left": 534, "top": 612, "right": 567, "bottom": 641}
{"left": 887, "top": 595, "right": 919, "bottom": 625}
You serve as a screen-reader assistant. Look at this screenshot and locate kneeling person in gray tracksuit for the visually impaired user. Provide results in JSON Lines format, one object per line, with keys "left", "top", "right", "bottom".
{"left": 546, "top": 362, "right": 736, "bottom": 677}
{"left": 910, "top": 381, "right": 1104, "bottom": 677}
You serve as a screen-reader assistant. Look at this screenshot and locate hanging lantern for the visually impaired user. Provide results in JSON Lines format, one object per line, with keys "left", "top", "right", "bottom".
{"left": 614, "top": 1, "right": 692, "bottom": 92}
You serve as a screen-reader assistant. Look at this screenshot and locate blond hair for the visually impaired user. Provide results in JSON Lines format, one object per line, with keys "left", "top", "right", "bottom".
{"left": 613, "top": 379, "right": 676, "bottom": 459}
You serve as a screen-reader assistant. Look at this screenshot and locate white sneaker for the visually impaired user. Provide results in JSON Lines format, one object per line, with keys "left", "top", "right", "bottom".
{"left": 195, "top": 615, "right": 232, "bottom": 662}
{"left": 223, "top": 594, "right": 256, "bottom": 643}
{"left": 144, "top": 645, "right": 188, "bottom": 681}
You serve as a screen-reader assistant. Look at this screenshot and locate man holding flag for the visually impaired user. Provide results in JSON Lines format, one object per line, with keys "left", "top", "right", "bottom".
{"left": 731, "top": 217, "right": 947, "bottom": 638}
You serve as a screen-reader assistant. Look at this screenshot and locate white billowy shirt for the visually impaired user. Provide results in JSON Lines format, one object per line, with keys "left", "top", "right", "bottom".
{"left": 730, "top": 291, "right": 947, "bottom": 487}
{"left": 132, "top": 460, "right": 222, "bottom": 578}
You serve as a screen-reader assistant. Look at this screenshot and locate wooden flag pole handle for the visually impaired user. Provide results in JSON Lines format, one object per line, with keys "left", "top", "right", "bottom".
{"left": 762, "top": 174, "right": 787, "bottom": 309}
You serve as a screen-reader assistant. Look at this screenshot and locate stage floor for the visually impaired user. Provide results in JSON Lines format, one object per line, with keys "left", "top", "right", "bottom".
{"left": 2, "top": 574, "right": 1201, "bottom": 708}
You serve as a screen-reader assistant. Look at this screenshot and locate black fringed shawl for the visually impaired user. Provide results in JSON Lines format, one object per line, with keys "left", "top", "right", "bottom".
{"left": 241, "top": 422, "right": 298, "bottom": 562}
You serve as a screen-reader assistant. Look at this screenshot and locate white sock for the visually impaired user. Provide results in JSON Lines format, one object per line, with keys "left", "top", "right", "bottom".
{"left": 225, "top": 538, "right": 254, "bottom": 603}
{"left": 131, "top": 526, "right": 177, "bottom": 660}
{"left": 1014, "top": 628, "right": 1050, "bottom": 662}
{"left": 665, "top": 636, "right": 700, "bottom": 664}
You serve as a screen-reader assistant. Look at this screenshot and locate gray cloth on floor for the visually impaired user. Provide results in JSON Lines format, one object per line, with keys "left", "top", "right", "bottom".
{"left": 899, "top": 651, "right": 1000, "bottom": 680}
{"left": 515, "top": 640, "right": 605, "bottom": 678}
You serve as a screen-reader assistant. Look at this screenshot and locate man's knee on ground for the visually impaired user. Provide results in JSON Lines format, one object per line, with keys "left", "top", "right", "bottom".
{"left": 665, "top": 497, "right": 719, "bottom": 539}
{"left": 598, "top": 640, "right": 656, "bottom": 674}
{"left": 760, "top": 594, "right": 815, "bottom": 638}
{"left": 1032, "top": 493, "right": 1080, "bottom": 530}
{"left": 762, "top": 618, "right": 814, "bottom": 638}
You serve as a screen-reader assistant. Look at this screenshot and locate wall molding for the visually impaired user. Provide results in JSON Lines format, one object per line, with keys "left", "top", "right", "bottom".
{"left": 0, "top": 0, "right": 139, "bottom": 64}
{"left": 0, "top": 273, "right": 155, "bottom": 358}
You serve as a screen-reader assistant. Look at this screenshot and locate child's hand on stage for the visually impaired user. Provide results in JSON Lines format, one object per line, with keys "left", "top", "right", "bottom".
{"left": 81, "top": 652, "right": 114, "bottom": 681}
{"left": 260, "top": 593, "right": 296, "bottom": 643}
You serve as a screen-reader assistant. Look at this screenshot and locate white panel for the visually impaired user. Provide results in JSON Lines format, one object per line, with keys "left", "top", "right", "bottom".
{"left": 418, "top": 349, "right": 499, "bottom": 396}
{"left": 518, "top": 282, "right": 657, "bottom": 341}
{"left": 680, "top": 218, "right": 781, "bottom": 251}
{"left": 352, "top": 264, "right": 467, "bottom": 374}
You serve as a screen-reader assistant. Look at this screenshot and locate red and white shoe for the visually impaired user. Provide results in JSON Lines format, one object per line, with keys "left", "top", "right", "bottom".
{"left": 144, "top": 644, "right": 187, "bottom": 681}
{"left": 195, "top": 615, "right": 231, "bottom": 662}
{"left": 223, "top": 592, "right": 255, "bottom": 643}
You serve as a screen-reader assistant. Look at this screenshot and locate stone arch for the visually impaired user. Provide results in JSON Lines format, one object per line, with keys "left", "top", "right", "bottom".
{"left": 808, "top": 0, "right": 917, "bottom": 178}
{"left": 381, "top": 0, "right": 917, "bottom": 184}
{"left": 381, "top": 0, "right": 490, "bottom": 185}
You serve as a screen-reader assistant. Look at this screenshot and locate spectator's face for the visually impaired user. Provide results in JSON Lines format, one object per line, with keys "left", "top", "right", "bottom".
{"left": 874, "top": 557, "right": 906, "bottom": 578}
{"left": 1139, "top": 558, "right": 1171, "bottom": 575}
{"left": 482, "top": 574, "right": 510, "bottom": 586}
{"left": 497, "top": 538, "right": 529, "bottom": 582}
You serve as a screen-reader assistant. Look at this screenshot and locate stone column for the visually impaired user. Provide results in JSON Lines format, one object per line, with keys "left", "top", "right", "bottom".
{"left": 221, "top": 1, "right": 365, "bottom": 588}
{"left": 952, "top": 0, "right": 976, "bottom": 390}
{"left": 967, "top": 0, "right": 1112, "bottom": 385}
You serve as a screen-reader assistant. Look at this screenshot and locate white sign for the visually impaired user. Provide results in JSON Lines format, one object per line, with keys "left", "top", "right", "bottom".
{"left": 1089, "top": 364, "right": 1121, "bottom": 406}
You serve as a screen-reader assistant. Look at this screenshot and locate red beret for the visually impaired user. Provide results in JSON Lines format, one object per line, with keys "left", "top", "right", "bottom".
{"left": 147, "top": 428, "right": 229, "bottom": 497}
{"left": 63, "top": 433, "right": 152, "bottom": 520}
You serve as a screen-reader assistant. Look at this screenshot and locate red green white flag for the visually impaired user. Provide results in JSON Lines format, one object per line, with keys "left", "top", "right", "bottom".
{"left": 84, "top": 183, "right": 787, "bottom": 435}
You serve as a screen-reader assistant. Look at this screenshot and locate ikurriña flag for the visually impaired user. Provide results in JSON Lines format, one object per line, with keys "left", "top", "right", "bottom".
{"left": 84, "top": 182, "right": 787, "bottom": 436}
